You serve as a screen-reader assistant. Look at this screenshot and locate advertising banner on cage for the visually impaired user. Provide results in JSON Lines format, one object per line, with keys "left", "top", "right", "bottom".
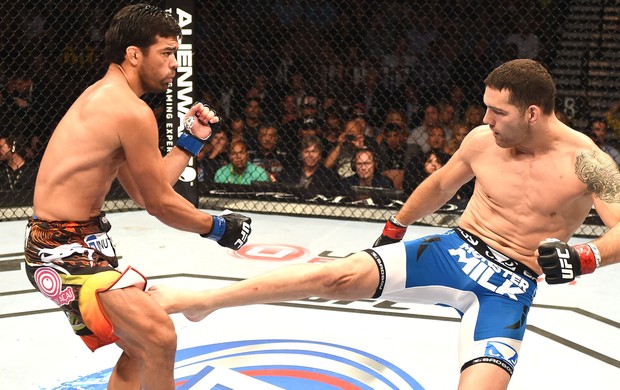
{"left": 165, "top": 0, "right": 197, "bottom": 205}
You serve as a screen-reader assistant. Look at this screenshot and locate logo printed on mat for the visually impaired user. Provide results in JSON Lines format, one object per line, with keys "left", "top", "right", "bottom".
{"left": 233, "top": 244, "right": 309, "bottom": 261}
{"left": 51, "top": 339, "right": 425, "bottom": 389}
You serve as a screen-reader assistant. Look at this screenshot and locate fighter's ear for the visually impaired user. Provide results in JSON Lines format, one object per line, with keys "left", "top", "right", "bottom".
{"left": 526, "top": 105, "right": 541, "bottom": 124}
{"left": 126, "top": 46, "right": 140, "bottom": 64}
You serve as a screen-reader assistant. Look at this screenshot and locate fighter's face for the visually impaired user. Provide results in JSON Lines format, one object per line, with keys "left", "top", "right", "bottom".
{"left": 483, "top": 87, "right": 529, "bottom": 148}
{"left": 138, "top": 35, "right": 179, "bottom": 93}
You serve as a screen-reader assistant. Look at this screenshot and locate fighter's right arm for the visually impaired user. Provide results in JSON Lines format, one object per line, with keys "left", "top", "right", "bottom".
{"left": 395, "top": 132, "right": 477, "bottom": 226}
{"left": 374, "top": 139, "right": 476, "bottom": 246}
{"left": 116, "top": 104, "right": 216, "bottom": 232}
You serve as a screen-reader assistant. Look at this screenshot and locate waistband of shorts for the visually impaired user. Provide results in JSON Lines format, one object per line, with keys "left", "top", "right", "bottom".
{"left": 29, "top": 212, "right": 111, "bottom": 233}
{"left": 454, "top": 227, "right": 539, "bottom": 282}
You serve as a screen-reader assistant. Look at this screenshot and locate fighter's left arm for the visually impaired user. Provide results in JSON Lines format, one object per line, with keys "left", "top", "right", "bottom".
{"left": 579, "top": 148, "right": 620, "bottom": 268}
{"left": 537, "top": 148, "right": 620, "bottom": 284}
{"left": 163, "top": 102, "right": 220, "bottom": 183}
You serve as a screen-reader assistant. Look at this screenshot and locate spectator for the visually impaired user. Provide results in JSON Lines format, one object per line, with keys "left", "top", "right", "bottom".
{"left": 229, "top": 116, "right": 247, "bottom": 144}
{"left": 241, "top": 97, "right": 264, "bottom": 151}
{"left": 505, "top": 19, "right": 540, "bottom": 60}
{"left": 376, "top": 107, "right": 409, "bottom": 144}
{"left": 404, "top": 125, "right": 473, "bottom": 199}
{"left": 381, "top": 35, "right": 416, "bottom": 92}
{"left": 274, "top": 41, "right": 303, "bottom": 89}
{"left": 438, "top": 100, "right": 457, "bottom": 138}
{"left": 587, "top": 118, "right": 620, "bottom": 167}
{"left": 378, "top": 123, "right": 407, "bottom": 190}
{"left": 209, "top": 70, "right": 242, "bottom": 119}
{"left": 2, "top": 72, "right": 46, "bottom": 162}
{"left": 322, "top": 106, "right": 344, "bottom": 151}
{"left": 362, "top": 9, "right": 393, "bottom": 62}
{"left": 214, "top": 140, "right": 269, "bottom": 185}
{"left": 463, "top": 103, "right": 485, "bottom": 130}
{"left": 0, "top": 134, "right": 38, "bottom": 191}
{"left": 405, "top": 10, "right": 438, "bottom": 58}
{"left": 280, "top": 135, "right": 341, "bottom": 196}
{"left": 250, "top": 123, "right": 293, "bottom": 182}
{"left": 349, "top": 103, "right": 379, "bottom": 138}
{"left": 281, "top": 117, "right": 322, "bottom": 156}
{"left": 351, "top": 66, "right": 392, "bottom": 128}
{"left": 279, "top": 92, "right": 300, "bottom": 128}
{"left": 414, "top": 39, "right": 456, "bottom": 98}
{"left": 325, "top": 118, "right": 381, "bottom": 179}
{"left": 297, "top": 118, "right": 322, "bottom": 140}
{"left": 341, "top": 148, "right": 393, "bottom": 190}
{"left": 243, "top": 72, "right": 277, "bottom": 122}
{"left": 197, "top": 131, "right": 229, "bottom": 184}
{"left": 395, "top": 80, "right": 424, "bottom": 127}
{"left": 282, "top": 92, "right": 324, "bottom": 147}
{"left": 444, "top": 122, "right": 470, "bottom": 155}
{"left": 403, "top": 149, "right": 451, "bottom": 195}
{"left": 447, "top": 84, "right": 469, "bottom": 120}
{"left": 605, "top": 99, "right": 620, "bottom": 138}
{"left": 407, "top": 104, "right": 440, "bottom": 153}
{"left": 286, "top": 71, "right": 308, "bottom": 108}
{"left": 403, "top": 126, "right": 451, "bottom": 193}
{"left": 340, "top": 43, "right": 369, "bottom": 99}
{"left": 321, "top": 94, "right": 338, "bottom": 113}
{"left": 242, "top": 96, "right": 263, "bottom": 131}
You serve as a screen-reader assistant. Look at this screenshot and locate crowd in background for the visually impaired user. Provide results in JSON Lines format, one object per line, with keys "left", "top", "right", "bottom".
{"left": 3, "top": 0, "right": 620, "bottom": 204}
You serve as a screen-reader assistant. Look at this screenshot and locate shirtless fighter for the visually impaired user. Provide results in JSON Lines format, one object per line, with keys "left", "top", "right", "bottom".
{"left": 23, "top": 4, "right": 252, "bottom": 389}
{"left": 148, "top": 61, "right": 620, "bottom": 388}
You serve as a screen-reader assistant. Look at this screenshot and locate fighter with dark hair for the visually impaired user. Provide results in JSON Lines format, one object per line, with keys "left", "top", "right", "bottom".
{"left": 24, "top": 4, "right": 252, "bottom": 389}
{"left": 150, "top": 59, "right": 620, "bottom": 389}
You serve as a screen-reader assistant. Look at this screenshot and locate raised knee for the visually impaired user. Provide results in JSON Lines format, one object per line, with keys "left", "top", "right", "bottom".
{"left": 139, "top": 314, "right": 177, "bottom": 356}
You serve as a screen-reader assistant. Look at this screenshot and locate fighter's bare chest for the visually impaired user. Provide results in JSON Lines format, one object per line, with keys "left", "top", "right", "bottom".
{"left": 474, "top": 154, "right": 584, "bottom": 209}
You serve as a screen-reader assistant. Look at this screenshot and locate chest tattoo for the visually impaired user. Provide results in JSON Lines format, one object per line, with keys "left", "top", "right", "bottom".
{"left": 575, "top": 148, "right": 620, "bottom": 203}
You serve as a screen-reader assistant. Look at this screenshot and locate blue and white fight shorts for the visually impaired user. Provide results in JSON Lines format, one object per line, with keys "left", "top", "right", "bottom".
{"left": 367, "top": 227, "right": 539, "bottom": 376}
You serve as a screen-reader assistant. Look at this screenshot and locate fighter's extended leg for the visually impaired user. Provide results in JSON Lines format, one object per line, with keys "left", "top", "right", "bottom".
{"left": 148, "top": 251, "right": 380, "bottom": 322}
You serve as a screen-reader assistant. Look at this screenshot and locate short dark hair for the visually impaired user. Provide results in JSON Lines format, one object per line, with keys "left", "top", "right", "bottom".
{"left": 104, "top": 4, "right": 182, "bottom": 65}
{"left": 301, "top": 135, "right": 323, "bottom": 153}
{"left": 484, "top": 59, "right": 556, "bottom": 115}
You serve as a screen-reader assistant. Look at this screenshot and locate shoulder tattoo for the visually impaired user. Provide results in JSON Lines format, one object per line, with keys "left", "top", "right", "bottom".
{"left": 575, "top": 148, "right": 620, "bottom": 202}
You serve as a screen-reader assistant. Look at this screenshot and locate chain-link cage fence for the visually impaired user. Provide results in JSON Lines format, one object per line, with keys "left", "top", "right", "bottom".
{"left": 0, "top": 0, "right": 612, "bottom": 236}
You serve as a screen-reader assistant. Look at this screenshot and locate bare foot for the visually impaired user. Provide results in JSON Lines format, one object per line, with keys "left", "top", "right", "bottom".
{"left": 147, "top": 285, "right": 214, "bottom": 322}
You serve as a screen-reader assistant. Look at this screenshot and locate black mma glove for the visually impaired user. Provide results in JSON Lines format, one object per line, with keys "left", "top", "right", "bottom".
{"left": 373, "top": 215, "right": 407, "bottom": 247}
{"left": 537, "top": 239, "right": 600, "bottom": 284}
{"left": 202, "top": 212, "right": 252, "bottom": 250}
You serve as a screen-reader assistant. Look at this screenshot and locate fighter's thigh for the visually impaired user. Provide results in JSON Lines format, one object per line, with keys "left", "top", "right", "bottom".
{"left": 99, "top": 287, "right": 174, "bottom": 341}
{"left": 320, "top": 250, "right": 381, "bottom": 298}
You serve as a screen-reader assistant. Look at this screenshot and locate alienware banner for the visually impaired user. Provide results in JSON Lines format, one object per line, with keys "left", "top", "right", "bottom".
{"left": 165, "top": 0, "right": 197, "bottom": 205}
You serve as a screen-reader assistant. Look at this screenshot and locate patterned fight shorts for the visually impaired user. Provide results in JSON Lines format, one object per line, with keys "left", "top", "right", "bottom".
{"left": 367, "top": 227, "right": 539, "bottom": 376}
{"left": 24, "top": 213, "right": 146, "bottom": 351}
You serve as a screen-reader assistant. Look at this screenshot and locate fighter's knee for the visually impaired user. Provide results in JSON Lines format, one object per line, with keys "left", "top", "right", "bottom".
{"left": 139, "top": 314, "right": 177, "bottom": 354}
